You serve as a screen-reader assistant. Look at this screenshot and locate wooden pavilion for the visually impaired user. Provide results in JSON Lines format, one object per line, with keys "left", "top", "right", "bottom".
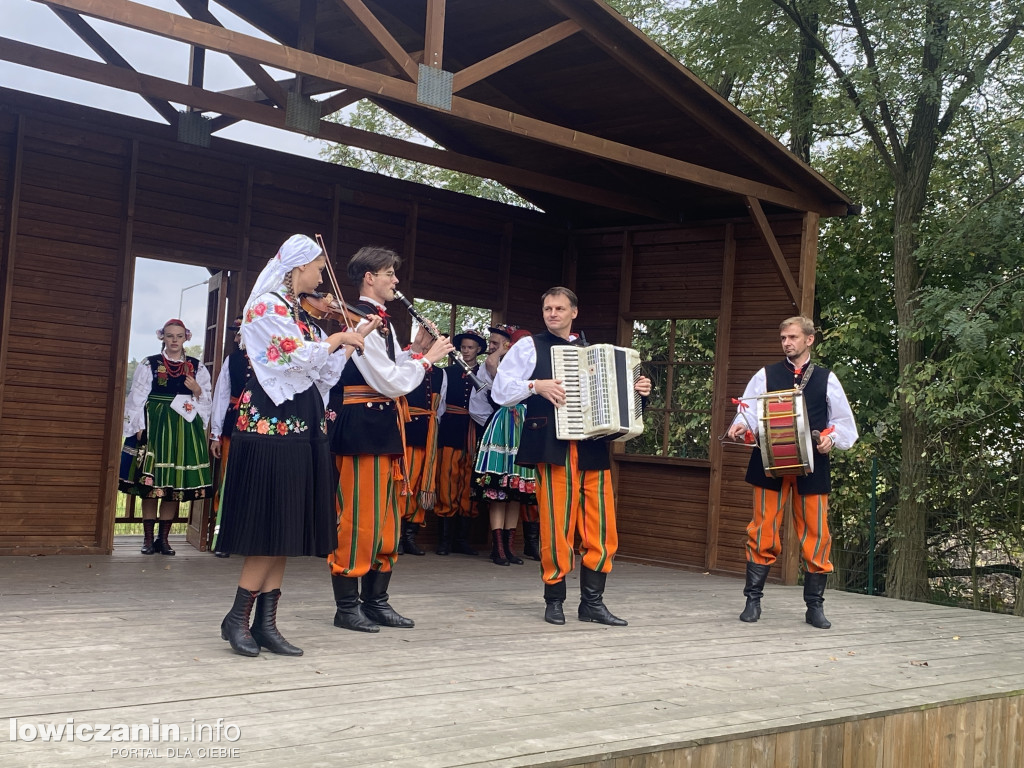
{"left": 0, "top": 0, "right": 854, "bottom": 585}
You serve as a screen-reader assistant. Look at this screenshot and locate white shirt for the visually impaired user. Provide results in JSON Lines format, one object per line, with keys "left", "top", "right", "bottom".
{"left": 348, "top": 296, "right": 430, "bottom": 398}
{"left": 469, "top": 365, "right": 495, "bottom": 426}
{"left": 122, "top": 355, "right": 213, "bottom": 436}
{"left": 242, "top": 290, "right": 348, "bottom": 407}
{"left": 491, "top": 336, "right": 540, "bottom": 407}
{"left": 210, "top": 354, "right": 234, "bottom": 439}
{"left": 730, "top": 363, "right": 859, "bottom": 450}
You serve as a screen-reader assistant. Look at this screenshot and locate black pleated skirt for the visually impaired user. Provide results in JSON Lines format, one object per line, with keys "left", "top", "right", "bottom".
{"left": 216, "top": 377, "right": 336, "bottom": 557}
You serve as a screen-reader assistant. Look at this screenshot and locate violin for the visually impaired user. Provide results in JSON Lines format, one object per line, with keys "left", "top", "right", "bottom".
{"left": 299, "top": 291, "right": 367, "bottom": 326}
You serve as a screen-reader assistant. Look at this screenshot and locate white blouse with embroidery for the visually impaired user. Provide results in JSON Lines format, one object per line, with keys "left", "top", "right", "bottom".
{"left": 242, "top": 289, "right": 348, "bottom": 406}
{"left": 122, "top": 356, "right": 213, "bottom": 437}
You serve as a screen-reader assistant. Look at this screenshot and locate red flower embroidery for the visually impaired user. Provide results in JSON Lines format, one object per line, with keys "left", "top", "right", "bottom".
{"left": 237, "top": 416, "right": 249, "bottom": 431}
{"left": 241, "top": 391, "right": 251, "bottom": 403}
{"left": 275, "top": 304, "right": 289, "bottom": 316}
{"left": 280, "top": 337, "right": 298, "bottom": 353}
{"left": 277, "top": 422, "right": 289, "bottom": 435}
{"left": 254, "top": 303, "right": 267, "bottom": 317}
{"left": 267, "top": 345, "right": 281, "bottom": 362}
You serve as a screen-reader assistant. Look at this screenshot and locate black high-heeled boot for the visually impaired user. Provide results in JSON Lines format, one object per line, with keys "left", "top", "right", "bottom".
{"left": 153, "top": 520, "right": 175, "bottom": 556}
{"left": 503, "top": 529, "right": 524, "bottom": 565}
{"left": 739, "top": 562, "right": 771, "bottom": 623}
{"left": 141, "top": 519, "right": 156, "bottom": 555}
{"left": 490, "top": 529, "right": 510, "bottom": 566}
{"left": 220, "top": 586, "right": 260, "bottom": 656}
{"left": 250, "top": 589, "right": 303, "bottom": 656}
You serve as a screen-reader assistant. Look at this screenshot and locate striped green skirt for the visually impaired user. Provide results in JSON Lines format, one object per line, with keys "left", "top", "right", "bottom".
{"left": 472, "top": 404, "right": 537, "bottom": 504}
{"left": 119, "top": 393, "right": 212, "bottom": 501}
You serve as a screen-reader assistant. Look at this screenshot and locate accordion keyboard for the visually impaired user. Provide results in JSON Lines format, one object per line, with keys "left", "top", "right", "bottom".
{"left": 552, "top": 344, "right": 643, "bottom": 442}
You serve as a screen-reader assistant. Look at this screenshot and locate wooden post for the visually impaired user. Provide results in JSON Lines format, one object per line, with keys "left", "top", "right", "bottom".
{"left": 97, "top": 138, "right": 139, "bottom": 553}
{"left": 705, "top": 223, "right": 735, "bottom": 571}
{"left": 0, "top": 113, "right": 23, "bottom": 427}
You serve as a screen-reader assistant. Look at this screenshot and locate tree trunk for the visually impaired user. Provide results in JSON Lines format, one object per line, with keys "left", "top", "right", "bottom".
{"left": 789, "top": 9, "right": 818, "bottom": 162}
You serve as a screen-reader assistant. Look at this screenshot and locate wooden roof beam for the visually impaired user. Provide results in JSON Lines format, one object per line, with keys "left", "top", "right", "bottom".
{"left": 35, "top": 0, "right": 824, "bottom": 213}
{"left": 451, "top": 19, "right": 581, "bottom": 93}
{"left": 746, "top": 196, "right": 800, "bottom": 308}
{"left": 175, "top": 0, "right": 289, "bottom": 108}
{"left": 332, "top": 0, "right": 418, "bottom": 81}
{"left": 423, "top": 0, "right": 445, "bottom": 70}
{"left": 542, "top": 0, "right": 851, "bottom": 211}
{"left": 0, "top": 35, "right": 675, "bottom": 221}
{"left": 48, "top": 7, "right": 179, "bottom": 124}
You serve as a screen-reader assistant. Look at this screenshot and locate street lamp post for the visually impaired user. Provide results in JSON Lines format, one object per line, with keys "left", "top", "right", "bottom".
{"left": 178, "top": 279, "right": 210, "bottom": 319}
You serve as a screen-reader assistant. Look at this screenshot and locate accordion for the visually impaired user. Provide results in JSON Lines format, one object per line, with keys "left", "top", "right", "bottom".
{"left": 551, "top": 344, "right": 644, "bottom": 442}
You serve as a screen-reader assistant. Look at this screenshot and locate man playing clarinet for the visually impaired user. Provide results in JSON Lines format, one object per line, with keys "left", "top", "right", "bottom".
{"left": 491, "top": 287, "right": 651, "bottom": 626}
{"left": 326, "top": 246, "right": 452, "bottom": 633}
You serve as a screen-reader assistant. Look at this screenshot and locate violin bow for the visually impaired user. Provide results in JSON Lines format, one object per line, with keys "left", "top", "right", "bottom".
{"left": 315, "top": 233, "right": 358, "bottom": 331}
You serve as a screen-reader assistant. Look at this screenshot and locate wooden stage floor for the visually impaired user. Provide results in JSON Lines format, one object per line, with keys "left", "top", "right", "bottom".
{"left": 2, "top": 538, "right": 1023, "bottom": 768}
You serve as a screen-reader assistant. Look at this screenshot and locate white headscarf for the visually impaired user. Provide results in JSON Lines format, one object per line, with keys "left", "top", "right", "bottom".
{"left": 245, "top": 234, "right": 323, "bottom": 312}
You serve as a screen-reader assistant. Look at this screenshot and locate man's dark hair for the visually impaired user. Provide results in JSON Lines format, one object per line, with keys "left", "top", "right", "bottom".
{"left": 347, "top": 246, "right": 402, "bottom": 289}
{"left": 542, "top": 286, "right": 578, "bottom": 308}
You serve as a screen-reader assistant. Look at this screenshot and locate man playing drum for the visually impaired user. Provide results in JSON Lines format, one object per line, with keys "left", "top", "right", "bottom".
{"left": 727, "top": 316, "right": 858, "bottom": 629}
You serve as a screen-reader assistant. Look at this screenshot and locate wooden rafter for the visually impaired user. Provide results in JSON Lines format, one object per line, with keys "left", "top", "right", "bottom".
{"left": 451, "top": 19, "right": 580, "bottom": 93}
{"left": 294, "top": 0, "right": 317, "bottom": 95}
{"left": 48, "top": 7, "right": 179, "bottom": 124}
{"left": 0, "top": 36, "right": 675, "bottom": 221}
{"left": 745, "top": 196, "right": 800, "bottom": 308}
{"left": 175, "top": 0, "right": 289, "bottom": 108}
{"left": 333, "top": 0, "right": 418, "bottom": 81}
{"left": 36, "top": 0, "right": 828, "bottom": 213}
{"left": 423, "top": 0, "right": 445, "bottom": 69}
{"left": 540, "top": 0, "right": 846, "bottom": 206}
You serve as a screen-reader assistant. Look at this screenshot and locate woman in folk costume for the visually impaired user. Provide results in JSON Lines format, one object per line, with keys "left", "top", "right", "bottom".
{"left": 120, "top": 319, "right": 213, "bottom": 556}
{"left": 471, "top": 328, "right": 538, "bottom": 566}
{"left": 215, "top": 234, "right": 379, "bottom": 658}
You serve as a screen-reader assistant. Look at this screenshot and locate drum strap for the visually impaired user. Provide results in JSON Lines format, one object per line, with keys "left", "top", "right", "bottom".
{"left": 795, "top": 362, "right": 816, "bottom": 391}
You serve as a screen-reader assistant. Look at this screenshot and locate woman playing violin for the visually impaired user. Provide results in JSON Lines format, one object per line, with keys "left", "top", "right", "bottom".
{"left": 215, "top": 234, "right": 380, "bottom": 658}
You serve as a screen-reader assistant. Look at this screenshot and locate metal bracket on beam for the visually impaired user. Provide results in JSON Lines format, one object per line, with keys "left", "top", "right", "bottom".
{"left": 286, "top": 91, "right": 321, "bottom": 134}
{"left": 177, "top": 110, "right": 212, "bottom": 147}
{"left": 416, "top": 64, "right": 453, "bottom": 111}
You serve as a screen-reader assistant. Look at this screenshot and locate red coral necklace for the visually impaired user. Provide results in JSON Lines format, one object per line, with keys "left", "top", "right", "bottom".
{"left": 162, "top": 354, "right": 193, "bottom": 378}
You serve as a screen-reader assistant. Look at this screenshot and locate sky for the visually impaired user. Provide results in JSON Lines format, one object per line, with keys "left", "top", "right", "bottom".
{"left": 1, "top": 0, "right": 337, "bottom": 361}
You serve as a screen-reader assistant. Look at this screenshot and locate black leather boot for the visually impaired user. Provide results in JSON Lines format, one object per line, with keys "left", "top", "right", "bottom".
{"left": 544, "top": 581, "right": 566, "bottom": 625}
{"left": 250, "top": 589, "right": 303, "bottom": 656}
{"left": 490, "top": 529, "right": 510, "bottom": 566}
{"left": 153, "top": 520, "right": 176, "bottom": 555}
{"left": 400, "top": 520, "right": 426, "bottom": 556}
{"left": 578, "top": 568, "right": 627, "bottom": 626}
{"left": 331, "top": 574, "right": 380, "bottom": 633}
{"left": 503, "top": 529, "right": 524, "bottom": 565}
{"left": 739, "top": 562, "right": 772, "bottom": 623}
{"left": 436, "top": 517, "right": 452, "bottom": 556}
{"left": 803, "top": 572, "right": 832, "bottom": 629}
{"left": 522, "top": 521, "right": 541, "bottom": 561}
{"left": 220, "top": 586, "right": 260, "bottom": 656}
{"left": 141, "top": 519, "right": 156, "bottom": 555}
{"left": 361, "top": 570, "right": 414, "bottom": 628}
{"left": 451, "top": 516, "right": 478, "bottom": 556}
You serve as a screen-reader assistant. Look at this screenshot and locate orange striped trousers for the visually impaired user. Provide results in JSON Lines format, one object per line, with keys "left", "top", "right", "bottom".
{"left": 328, "top": 454, "right": 400, "bottom": 577}
{"left": 746, "top": 476, "right": 833, "bottom": 573}
{"left": 534, "top": 443, "right": 617, "bottom": 585}
{"left": 434, "top": 446, "right": 476, "bottom": 518}
{"left": 400, "top": 444, "right": 434, "bottom": 525}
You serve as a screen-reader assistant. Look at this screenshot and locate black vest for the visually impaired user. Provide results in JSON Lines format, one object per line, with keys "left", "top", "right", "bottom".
{"left": 147, "top": 355, "right": 200, "bottom": 396}
{"left": 745, "top": 360, "right": 832, "bottom": 494}
{"left": 405, "top": 367, "right": 444, "bottom": 448}
{"left": 515, "top": 331, "right": 611, "bottom": 471}
{"left": 438, "top": 364, "right": 482, "bottom": 448}
{"left": 329, "top": 302, "right": 404, "bottom": 456}
{"left": 220, "top": 349, "right": 250, "bottom": 438}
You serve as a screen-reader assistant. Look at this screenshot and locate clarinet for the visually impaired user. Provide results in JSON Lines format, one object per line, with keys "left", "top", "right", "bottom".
{"left": 393, "top": 290, "right": 489, "bottom": 391}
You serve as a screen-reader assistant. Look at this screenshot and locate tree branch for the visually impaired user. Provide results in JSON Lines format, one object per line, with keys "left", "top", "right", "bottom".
{"left": 769, "top": 0, "right": 896, "bottom": 175}
{"left": 846, "top": 0, "right": 903, "bottom": 165}
{"left": 938, "top": 11, "right": 1024, "bottom": 135}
